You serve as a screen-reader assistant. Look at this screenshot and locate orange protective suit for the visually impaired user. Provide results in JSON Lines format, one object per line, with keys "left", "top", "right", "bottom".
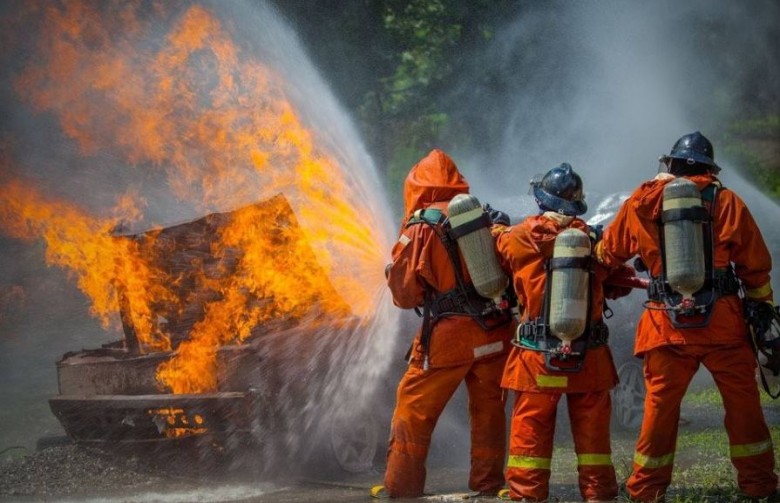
{"left": 597, "top": 173, "right": 778, "bottom": 501}
{"left": 383, "top": 149, "right": 513, "bottom": 498}
{"left": 495, "top": 214, "right": 619, "bottom": 502}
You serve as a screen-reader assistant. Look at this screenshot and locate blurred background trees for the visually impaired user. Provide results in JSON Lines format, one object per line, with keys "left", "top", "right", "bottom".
{"left": 272, "top": 1, "right": 780, "bottom": 203}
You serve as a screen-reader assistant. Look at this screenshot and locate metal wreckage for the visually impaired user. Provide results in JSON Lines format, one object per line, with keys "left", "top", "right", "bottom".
{"left": 48, "top": 194, "right": 382, "bottom": 474}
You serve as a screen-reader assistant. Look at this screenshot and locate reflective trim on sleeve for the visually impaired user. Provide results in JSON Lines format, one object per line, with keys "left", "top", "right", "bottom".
{"left": 577, "top": 453, "right": 613, "bottom": 466}
{"left": 633, "top": 451, "right": 675, "bottom": 469}
{"left": 536, "top": 375, "right": 568, "bottom": 388}
{"left": 745, "top": 282, "right": 773, "bottom": 300}
{"left": 507, "top": 455, "right": 551, "bottom": 470}
{"left": 730, "top": 439, "right": 773, "bottom": 458}
{"left": 398, "top": 234, "right": 411, "bottom": 247}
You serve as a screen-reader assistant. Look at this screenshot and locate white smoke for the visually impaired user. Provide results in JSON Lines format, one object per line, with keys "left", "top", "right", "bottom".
{"left": 452, "top": 1, "right": 779, "bottom": 219}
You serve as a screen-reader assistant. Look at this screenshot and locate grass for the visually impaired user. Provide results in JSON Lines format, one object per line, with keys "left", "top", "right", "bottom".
{"left": 685, "top": 386, "right": 780, "bottom": 407}
{"left": 545, "top": 387, "right": 780, "bottom": 502}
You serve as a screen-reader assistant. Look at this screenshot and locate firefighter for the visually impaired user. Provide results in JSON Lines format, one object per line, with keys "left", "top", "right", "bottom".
{"left": 376, "top": 149, "right": 515, "bottom": 498}
{"left": 494, "top": 163, "right": 628, "bottom": 502}
{"left": 595, "top": 131, "right": 779, "bottom": 502}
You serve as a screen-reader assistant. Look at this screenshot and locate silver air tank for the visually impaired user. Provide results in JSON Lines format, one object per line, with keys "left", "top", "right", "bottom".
{"left": 662, "top": 178, "right": 705, "bottom": 300}
{"left": 549, "top": 228, "right": 591, "bottom": 344}
{"left": 448, "top": 194, "right": 508, "bottom": 302}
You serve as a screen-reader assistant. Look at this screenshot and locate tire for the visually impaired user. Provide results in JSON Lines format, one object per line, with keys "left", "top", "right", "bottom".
{"left": 329, "top": 409, "right": 380, "bottom": 474}
{"left": 612, "top": 361, "right": 646, "bottom": 431}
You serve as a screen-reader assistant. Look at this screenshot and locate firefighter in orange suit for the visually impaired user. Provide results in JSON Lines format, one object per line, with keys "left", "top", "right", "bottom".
{"left": 595, "top": 132, "right": 779, "bottom": 502}
{"left": 379, "top": 149, "right": 514, "bottom": 498}
{"left": 494, "top": 163, "right": 624, "bottom": 502}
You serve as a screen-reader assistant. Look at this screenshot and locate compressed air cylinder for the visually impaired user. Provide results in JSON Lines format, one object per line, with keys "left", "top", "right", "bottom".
{"left": 549, "top": 228, "right": 591, "bottom": 342}
{"left": 662, "top": 178, "right": 705, "bottom": 299}
{"left": 447, "top": 194, "right": 508, "bottom": 301}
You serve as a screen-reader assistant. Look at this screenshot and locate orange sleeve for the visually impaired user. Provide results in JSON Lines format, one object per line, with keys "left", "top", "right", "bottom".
{"left": 495, "top": 225, "right": 531, "bottom": 310}
{"left": 716, "top": 190, "right": 773, "bottom": 301}
{"left": 386, "top": 224, "right": 428, "bottom": 309}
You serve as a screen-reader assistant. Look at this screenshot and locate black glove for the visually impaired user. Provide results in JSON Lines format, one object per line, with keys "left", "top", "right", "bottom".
{"left": 483, "top": 203, "right": 510, "bottom": 226}
{"left": 744, "top": 300, "right": 780, "bottom": 349}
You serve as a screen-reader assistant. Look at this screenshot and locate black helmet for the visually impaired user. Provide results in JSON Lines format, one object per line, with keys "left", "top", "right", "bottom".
{"left": 531, "top": 162, "right": 587, "bottom": 216}
{"left": 660, "top": 131, "right": 720, "bottom": 174}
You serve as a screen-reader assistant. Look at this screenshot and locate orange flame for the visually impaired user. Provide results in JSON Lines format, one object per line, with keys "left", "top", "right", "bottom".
{"left": 0, "top": 179, "right": 174, "bottom": 351}
{"left": 2, "top": 2, "right": 388, "bottom": 393}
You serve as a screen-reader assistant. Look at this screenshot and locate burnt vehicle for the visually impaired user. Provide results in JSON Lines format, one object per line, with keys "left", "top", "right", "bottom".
{"left": 49, "top": 194, "right": 386, "bottom": 475}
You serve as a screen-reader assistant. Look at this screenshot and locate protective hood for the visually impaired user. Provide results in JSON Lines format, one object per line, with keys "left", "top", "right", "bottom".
{"left": 403, "top": 149, "right": 470, "bottom": 217}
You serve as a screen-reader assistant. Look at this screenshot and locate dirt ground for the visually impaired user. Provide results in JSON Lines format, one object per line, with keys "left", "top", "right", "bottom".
{"left": 1, "top": 383, "right": 778, "bottom": 503}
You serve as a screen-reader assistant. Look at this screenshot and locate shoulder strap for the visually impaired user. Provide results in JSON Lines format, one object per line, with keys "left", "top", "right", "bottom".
{"left": 406, "top": 208, "right": 445, "bottom": 227}
{"left": 701, "top": 180, "right": 725, "bottom": 202}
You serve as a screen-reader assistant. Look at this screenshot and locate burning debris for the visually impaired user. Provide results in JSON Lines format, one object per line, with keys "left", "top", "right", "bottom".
{"left": 0, "top": 0, "right": 394, "bottom": 477}
{"left": 50, "top": 194, "right": 360, "bottom": 452}
{"left": 114, "top": 193, "right": 352, "bottom": 394}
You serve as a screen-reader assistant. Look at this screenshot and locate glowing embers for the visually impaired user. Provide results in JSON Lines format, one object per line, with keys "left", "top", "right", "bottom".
{"left": 48, "top": 393, "right": 248, "bottom": 443}
{"left": 148, "top": 407, "right": 207, "bottom": 438}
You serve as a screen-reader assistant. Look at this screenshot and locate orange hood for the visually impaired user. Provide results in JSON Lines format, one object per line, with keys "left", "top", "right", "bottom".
{"left": 403, "top": 149, "right": 470, "bottom": 217}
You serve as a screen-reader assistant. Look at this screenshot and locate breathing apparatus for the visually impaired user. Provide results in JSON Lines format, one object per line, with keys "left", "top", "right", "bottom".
{"left": 515, "top": 228, "right": 606, "bottom": 372}
{"left": 447, "top": 194, "right": 510, "bottom": 307}
{"left": 404, "top": 195, "right": 516, "bottom": 369}
{"left": 744, "top": 300, "right": 780, "bottom": 399}
{"left": 643, "top": 177, "right": 740, "bottom": 327}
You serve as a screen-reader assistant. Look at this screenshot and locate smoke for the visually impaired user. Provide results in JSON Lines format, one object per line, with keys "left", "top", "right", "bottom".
{"left": 0, "top": 0, "right": 399, "bottom": 463}
{"left": 0, "top": 0, "right": 778, "bottom": 484}
{"left": 450, "top": 0, "right": 779, "bottom": 215}
{"left": 442, "top": 0, "right": 780, "bottom": 447}
{"left": 445, "top": 0, "right": 779, "bottom": 284}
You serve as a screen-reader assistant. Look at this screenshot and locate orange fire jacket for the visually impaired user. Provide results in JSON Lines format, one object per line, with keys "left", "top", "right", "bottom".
{"left": 386, "top": 149, "right": 512, "bottom": 367}
{"left": 596, "top": 173, "right": 774, "bottom": 356}
{"left": 495, "top": 215, "right": 618, "bottom": 392}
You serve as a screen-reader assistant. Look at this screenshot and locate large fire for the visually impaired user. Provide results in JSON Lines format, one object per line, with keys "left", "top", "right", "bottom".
{"left": 0, "top": 2, "right": 387, "bottom": 393}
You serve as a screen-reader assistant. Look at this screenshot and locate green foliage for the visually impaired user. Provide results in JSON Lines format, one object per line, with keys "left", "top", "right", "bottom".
{"left": 379, "top": 0, "right": 460, "bottom": 115}
{"left": 721, "top": 115, "right": 780, "bottom": 200}
{"left": 274, "top": 1, "right": 780, "bottom": 207}
{"left": 685, "top": 383, "right": 780, "bottom": 406}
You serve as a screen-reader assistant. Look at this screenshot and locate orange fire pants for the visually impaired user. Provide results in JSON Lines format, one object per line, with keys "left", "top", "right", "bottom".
{"left": 626, "top": 344, "right": 778, "bottom": 502}
{"left": 506, "top": 390, "right": 617, "bottom": 502}
{"left": 384, "top": 355, "right": 507, "bottom": 498}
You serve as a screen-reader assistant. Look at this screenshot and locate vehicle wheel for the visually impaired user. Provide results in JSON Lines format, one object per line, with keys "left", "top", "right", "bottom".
{"left": 612, "top": 361, "right": 645, "bottom": 431}
{"left": 329, "top": 410, "right": 379, "bottom": 473}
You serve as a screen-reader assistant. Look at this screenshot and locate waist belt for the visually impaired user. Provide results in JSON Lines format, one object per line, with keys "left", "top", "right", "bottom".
{"left": 517, "top": 319, "right": 609, "bottom": 349}
{"left": 647, "top": 268, "right": 740, "bottom": 303}
{"left": 430, "top": 287, "right": 479, "bottom": 317}
{"left": 418, "top": 285, "right": 511, "bottom": 334}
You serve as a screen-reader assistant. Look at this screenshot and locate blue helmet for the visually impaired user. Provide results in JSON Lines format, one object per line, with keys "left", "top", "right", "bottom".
{"left": 531, "top": 163, "right": 587, "bottom": 216}
{"left": 660, "top": 131, "right": 720, "bottom": 174}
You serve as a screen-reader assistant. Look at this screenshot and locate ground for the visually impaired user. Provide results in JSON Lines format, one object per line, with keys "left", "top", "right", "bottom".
{"left": 1, "top": 384, "right": 778, "bottom": 503}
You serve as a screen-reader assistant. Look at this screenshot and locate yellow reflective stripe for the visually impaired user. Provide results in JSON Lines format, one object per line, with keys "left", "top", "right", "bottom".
{"left": 578, "top": 453, "right": 613, "bottom": 466}
{"left": 634, "top": 451, "right": 675, "bottom": 468}
{"left": 536, "top": 375, "right": 568, "bottom": 387}
{"left": 730, "top": 439, "right": 773, "bottom": 458}
{"left": 507, "top": 455, "right": 551, "bottom": 470}
{"left": 746, "top": 282, "right": 773, "bottom": 300}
